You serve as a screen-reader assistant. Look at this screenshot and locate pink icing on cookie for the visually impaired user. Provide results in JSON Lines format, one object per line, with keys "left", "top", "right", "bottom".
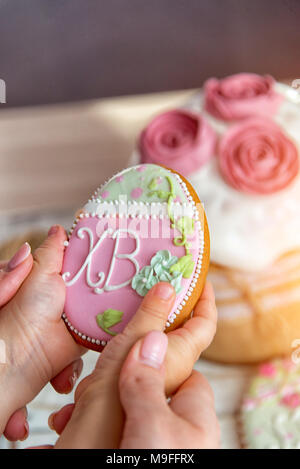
{"left": 219, "top": 118, "right": 299, "bottom": 195}
{"left": 130, "top": 187, "right": 143, "bottom": 199}
{"left": 136, "top": 165, "right": 147, "bottom": 172}
{"left": 116, "top": 175, "right": 124, "bottom": 183}
{"left": 62, "top": 216, "right": 200, "bottom": 342}
{"left": 139, "top": 110, "right": 216, "bottom": 177}
{"left": 101, "top": 190, "right": 109, "bottom": 199}
{"left": 204, "top": 73, "right": 283, "bottom": 121}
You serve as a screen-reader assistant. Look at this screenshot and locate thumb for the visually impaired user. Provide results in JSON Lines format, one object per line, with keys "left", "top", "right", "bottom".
{"left": 119, "top": 331, "right": 169, "bottom": 448}
{"left": 55, "top": 286, "right": 174, "bottom": 449}
{"left": 33, "top": 225, "right": 67, "bottom": 274}
{"left": 5, "top": 225, "right": 67, "bottom": 323}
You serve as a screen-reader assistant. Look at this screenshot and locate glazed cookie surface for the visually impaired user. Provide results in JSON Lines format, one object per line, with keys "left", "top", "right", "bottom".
{"left": 241, "top": 358, "right": 300, "bottom": 449}
{"left": 62, "top": 164, "right": 209, "bottom": 350}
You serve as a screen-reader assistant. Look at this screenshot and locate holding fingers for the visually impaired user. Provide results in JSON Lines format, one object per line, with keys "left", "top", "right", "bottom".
{"left": 0, "top": 226, "right": 84, "bottom": 440}
{"left": 49, "top": 281, "right": 217, "bottom": 448}
{"left": 119, "top": 332, "right": 220, "bottom": 449}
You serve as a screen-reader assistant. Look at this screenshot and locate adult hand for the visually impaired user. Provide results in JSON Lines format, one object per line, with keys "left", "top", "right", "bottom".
{"left": 0, "top": 226, "right": 84, "bottom": 439}
{"left": 119, "top": 331, "right": 219, "bottom": 448}
{"left": 49, "top": 282, "right": 218, "bottom": 448}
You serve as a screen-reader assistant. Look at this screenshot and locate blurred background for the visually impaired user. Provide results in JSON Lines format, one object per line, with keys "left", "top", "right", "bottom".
{"left": 0, "top": 0, "right": 299, "bottom": 449}
{"left": 0, "top": 0, "right": 300, "bottom": 107}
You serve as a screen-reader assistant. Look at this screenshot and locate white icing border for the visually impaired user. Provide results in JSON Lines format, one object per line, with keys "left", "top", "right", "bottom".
{"left": 62, "top": 167, "right": 205, "bottom": 343}
{"left": 84, "top": 199, "right": 195, "bottom": 219}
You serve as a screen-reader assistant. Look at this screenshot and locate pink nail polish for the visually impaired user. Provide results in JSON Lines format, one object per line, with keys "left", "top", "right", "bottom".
{"left": 20, "top": 421, "right": 29, "bottom": 441}
{"left": 140, "top": 330, "right": 168, "bottom": 369}
{"left": 5, "top": 243, "right": 31, "bottom": 272}
{"left": 48, "top": 225, "right": 59, "bottom": 237}
{"left": 67, "top": 360, "right": 83, "bottom": 393}
{"left": 153, "top": 282, "right": 174, "bottom": 301}
{"left": 48, "top": 412, "right": 56, "bottom": 431}
{"left": 68, "top": 371, "right": 78, "bottom": 391}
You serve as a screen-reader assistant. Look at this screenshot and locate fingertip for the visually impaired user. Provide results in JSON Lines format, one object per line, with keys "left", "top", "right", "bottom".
{"left": 34, "top": 224, "right": 67, "bottom": 273}
{"left": 4, "top": 242, "right": 32, "bottom": 273}
{"left": 201, "top": 281, "right": 215, "bottom": 302}
{"left": 188, "top": 369, "right": 214, "bottom": 396}
{"left": 120, "top": 330, "right": 168, "bottom": 387}
{"left": 148, "top": 282, "right": 176, "bottom": 302}
{"left": 50, "top": 359, "right": 83, "bottom": 394}
{"left": 0, "top": 253, "right": 33, "bottom": 307}
{"left": 47, "top": 225, "right": 67, "bottom": 244}
{"left": 133, "top": 282, "right": 175, "bottom": 326}
{"left": 48, "top": 404, "right": 75, "bottom": 435}
{"left": 194, "top": 281, "right": 217, "bottom": 321}
{"left": 19, "top": 421, "right": 29, "bottom": 442}
{"left": 4, "top": 408, "right": 29, "bottom": 442}
{"left": 139, "top": 330, "right": 168, "bottom": 370}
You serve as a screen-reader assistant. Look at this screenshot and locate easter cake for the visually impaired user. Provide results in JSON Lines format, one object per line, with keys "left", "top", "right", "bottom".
{"left": 131, "top": 73, "right": 300, "bottom": 363}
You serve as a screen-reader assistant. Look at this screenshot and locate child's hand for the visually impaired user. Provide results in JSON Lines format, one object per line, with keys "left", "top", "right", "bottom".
{"left": 0, "top": 226, "right": 84, "bottom": 437}
{"left": 48, "top": 282, "right": 217, "bottom": 448}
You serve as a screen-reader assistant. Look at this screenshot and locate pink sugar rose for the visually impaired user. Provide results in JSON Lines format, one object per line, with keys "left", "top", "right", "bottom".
{"left": 219, "top": 118, "right": 299, "bottom": 195}
{"left": 204, "top": 73, "right": 283, "bottom": 121}
{"left": 139, "top": 109, "right": 216, "bottom": 177}
{"left": 258, "top": 363, "right": 277, "bottom": 377}
{"left": 281, "top": 393, "right": 300, "bottom": 409}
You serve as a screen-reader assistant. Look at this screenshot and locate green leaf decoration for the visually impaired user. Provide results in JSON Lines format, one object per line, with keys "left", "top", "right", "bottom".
{"left": 96, "top": 309, "right": 124, "bottom": 336}
{"left": 169, "top": 254, "right": 195, "bottom": 279}
{"left": 148, "top": 178, "right": 158, "bottom": 190}
{"left": 157, "top": 190, "right": 170, "bottom": 199}
{"left": 170, "top": 271, "right": 183, "bottom": 294}
{"left": 176, "top": 217, "right": 195, "bottom": 236}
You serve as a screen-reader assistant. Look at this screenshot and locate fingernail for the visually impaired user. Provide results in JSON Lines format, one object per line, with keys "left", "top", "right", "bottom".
{"left": 5, "top": 243, "right": 31, "bottom": 272}
{"left": 152, "top": 282, "right": 174, "bottom": 301}
{"left": 48, "top": 412, "right": 56, "bottom": 431}
{"left": 140, "top": 330, "right": 168, "bottom": 369}
{"left": 67, "top": 360, "right": 83, "bottom": 392}
{"left": 19, "top": 421, "right": 29, "bottom": 441}
{"left": 48, "top": 225, "right": 59, "bottom": 237}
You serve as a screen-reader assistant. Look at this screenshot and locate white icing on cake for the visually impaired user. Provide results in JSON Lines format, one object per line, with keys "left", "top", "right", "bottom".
{"left": 131, "top": 83, "right": 300, "bottom": 271}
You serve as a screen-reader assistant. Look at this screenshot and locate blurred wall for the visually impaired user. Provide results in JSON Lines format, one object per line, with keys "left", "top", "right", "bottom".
{"left": 0, "top": 0, "right": 299, "bottom": 107}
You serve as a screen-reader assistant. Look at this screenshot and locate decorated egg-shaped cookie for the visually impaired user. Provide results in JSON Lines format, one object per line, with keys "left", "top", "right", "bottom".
{"left": 62, "top": 164, "right": 210, "bottom": 351}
